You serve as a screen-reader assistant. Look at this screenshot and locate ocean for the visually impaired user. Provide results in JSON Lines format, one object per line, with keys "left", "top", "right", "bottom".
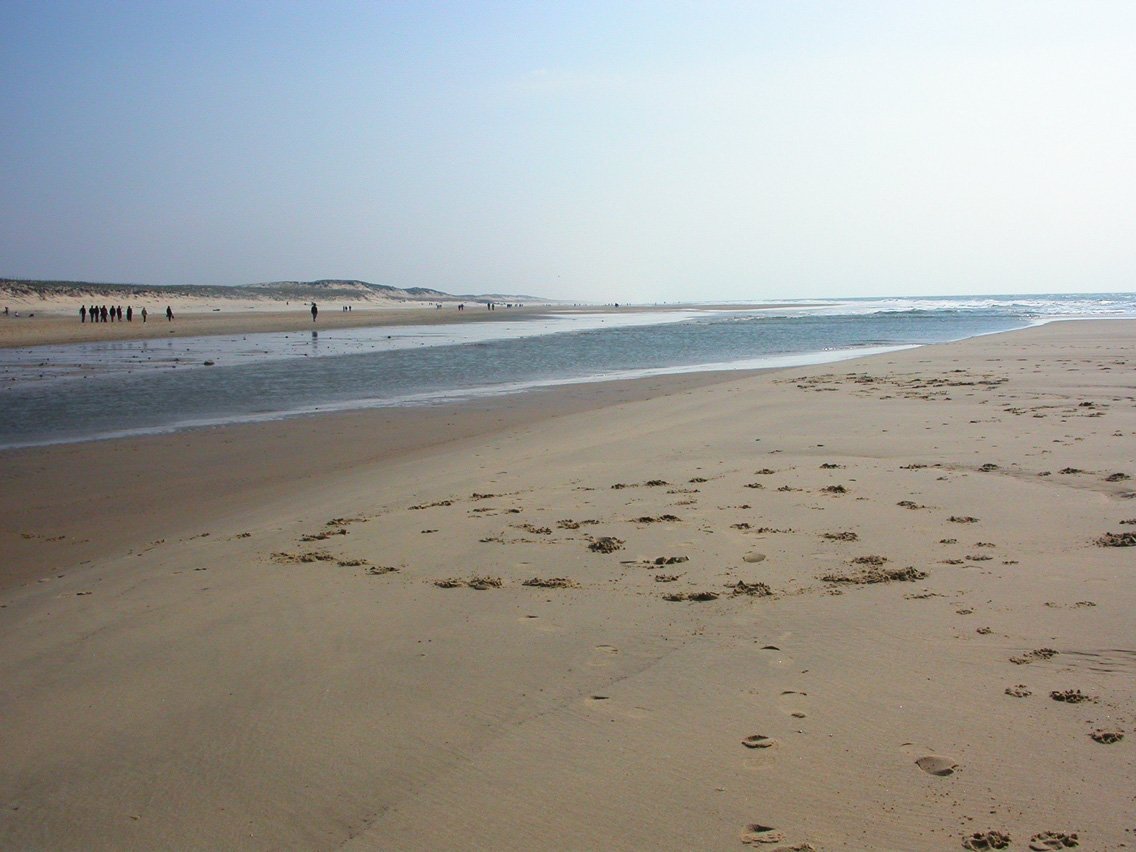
{"left": 2, "top": 292, "right": 1134, "bottom": 448}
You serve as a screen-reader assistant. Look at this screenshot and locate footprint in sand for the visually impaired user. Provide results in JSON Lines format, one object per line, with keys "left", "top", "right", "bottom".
{"left": 776, "top": 690, "right": 809, "bottom": 718}
{"left": 740, "top": 824, "right": 786, "bottom": 845}
{"left": 742, "top": 733, "right": 777, "bottom": 749}
{"left": 914, "top": 755, "right": 959, "bottom": 776}
{"left": 583, "top": 694, "right": 650, "bottom": 719}
{"left": 517, "top": 615, "right": 563, "bottom": 633}
{"left": 588, "top": 644, "right": 620, "bottom": 667}
{"left": 900, "top": 742, "right": 959, "bottom": 776}
{"left": 761, "top": 646, "right": 795, "bottom": 669}
{"left": 1028, "top": 831, "right": 1079, "bottom": 850}
{"left": 742, "top": 753, "right": 779, "bottom": 772}
{"left": 740, "top": 734, "right": 780, "bottom": 770}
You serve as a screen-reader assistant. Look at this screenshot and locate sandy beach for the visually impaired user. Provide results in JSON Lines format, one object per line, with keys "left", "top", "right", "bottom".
{"left": 0, "top": 301, "right": 557, "bottom": 349}
{"left": 1, "top": 320, "right": 1133, "bottom": 850}
{"left": 0, "top": 289, "right": 796, "bottom": 349}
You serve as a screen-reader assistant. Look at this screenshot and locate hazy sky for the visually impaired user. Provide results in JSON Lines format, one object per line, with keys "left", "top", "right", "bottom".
{"left": 2, "top": 1, "right": 1133, "bottom": 302}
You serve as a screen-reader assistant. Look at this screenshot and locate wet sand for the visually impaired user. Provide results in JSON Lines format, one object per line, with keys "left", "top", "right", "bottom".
{"left": 0, "top": 299, "right": 799, "bottom": 349}
{"left": 1, "top": 320, "right": 1132, "bottom": 849}
{"left": 0, "top": 303, "right": 556, "bottom": 349}
{"left": 0, "top": 369, "right": 758, "bottom": 592}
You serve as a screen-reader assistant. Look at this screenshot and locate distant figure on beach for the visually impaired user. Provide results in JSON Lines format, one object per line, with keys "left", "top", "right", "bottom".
{"left": 116, "top": 306, "right": 122, "bottom": 321}
{"left": 141, "top": 307, "right": 147, "bottom": 322}
{"left": 126, "top": 306, "right": 133, "bottom": 322}
{"left": 166, "top": 305, "right": 173, "bottom": 321}
{"left": 311, "top": 302, "right": 318, "bottom": 322}
{"left": 101, "top": 305, "right": 109, "bottom": 322}
{"left": 80, "top": 305, "right": 87, "bottom": 323}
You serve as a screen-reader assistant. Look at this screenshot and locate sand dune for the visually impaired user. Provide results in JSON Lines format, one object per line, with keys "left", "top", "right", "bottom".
{"left": 1, "top": 320, "right": 1132, "bottom": 849}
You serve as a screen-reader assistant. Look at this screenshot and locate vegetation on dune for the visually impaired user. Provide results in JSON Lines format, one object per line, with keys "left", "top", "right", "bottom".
{"left": 0, "top": 278, "right": 542, "bottom": 304}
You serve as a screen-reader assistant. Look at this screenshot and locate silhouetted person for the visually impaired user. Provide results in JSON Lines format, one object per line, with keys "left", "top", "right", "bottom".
{"left": 101, "top": 305, "right": 108, "bottom": 322}
{"left": 166, "top": 305, "right": 173, "bottom": 321}
{"left": 311, "top": 302, "right": 318, "bottom": 322}
{"left": 126, "top": 306, "right": 133, "bottom": 322}
{"left": 80, "top": 305, "right": 86, "bottom": 323}
{"left": 141, "top": 307, "right": 147, "bottom": 322}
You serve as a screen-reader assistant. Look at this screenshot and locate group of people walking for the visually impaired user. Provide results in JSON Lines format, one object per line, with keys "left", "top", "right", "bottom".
{"left": 82, "top": 304, "right": 136, "bottom": 322}
{"left": 80, "top": 305, "right": 174, "bottom": 323}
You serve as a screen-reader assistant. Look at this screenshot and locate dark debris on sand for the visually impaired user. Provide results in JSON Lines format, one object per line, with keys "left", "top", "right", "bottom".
{"left": 963, "top": 830, "right": 1012, "bottom": 850}
{"left": 588, "top": 536, "right": 625, "bottom": 553}
{"left": 821, "top": 565, "right": 926, "bottom": 584}
{"left": 1095, "top": 531, "right": 1136, "bottom": 547}
{"left": 1010, "top": 648, "right": 1058, "bottom": 665}
{"left": 1050, "top": 689, "right": 1094, "bottom": 703}
{"left": 364, "top": 565, "right": 398, "bottom": 576}
{"left": 663, "top": 591, "right": 719, "bottom": 602}
{"left": 1090, "top": 729, "right": 1124, "bottom": 744}
{"left": 435, "top": 575, "right": 502, "bottom": 589}
{"left": 522, "top": 577, "right": 578, "bottom": 588}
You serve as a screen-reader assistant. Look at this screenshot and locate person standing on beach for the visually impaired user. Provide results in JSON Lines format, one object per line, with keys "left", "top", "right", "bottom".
{"left": 141, "top": 307, "right": 147, "bottom": 322}
{"left": 80, "top": 305, "right": 86, "bottom": 323}
{"left": 166, "top": 306, "right": 173, "bottom": 321}
{"left": 101, "top": 305, "right": 108, "bottom": 322}
{"left": 126, "top": 306, "right": 132, "bottom": 322}
{"left": 311, "top": 302, "right": 318, "bottom": 322}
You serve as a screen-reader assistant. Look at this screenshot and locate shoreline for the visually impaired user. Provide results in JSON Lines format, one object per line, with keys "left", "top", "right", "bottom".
{"left": 0, "top": 302, "right": 559, "bottom": 349}
{"left": 0, "top": 367, "right": 764, "bottom": 591}
{"left": 3, "top": 320, "right": 1133, "bottom": 849}
{"left": 0, "top": 300, "right": 803, "bottom": 350}
{"left": 0, "top": 319, "right": 1114, "bottom": 582}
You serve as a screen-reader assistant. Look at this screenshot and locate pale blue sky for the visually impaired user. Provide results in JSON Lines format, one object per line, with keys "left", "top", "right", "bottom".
{"left": 2, "top": 1, "right": 1133, "bottom": 302}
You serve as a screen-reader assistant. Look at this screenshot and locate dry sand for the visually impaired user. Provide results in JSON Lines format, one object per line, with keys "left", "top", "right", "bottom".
{"left": 1, "top": 320, "right": 1133, "bottom": 850}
